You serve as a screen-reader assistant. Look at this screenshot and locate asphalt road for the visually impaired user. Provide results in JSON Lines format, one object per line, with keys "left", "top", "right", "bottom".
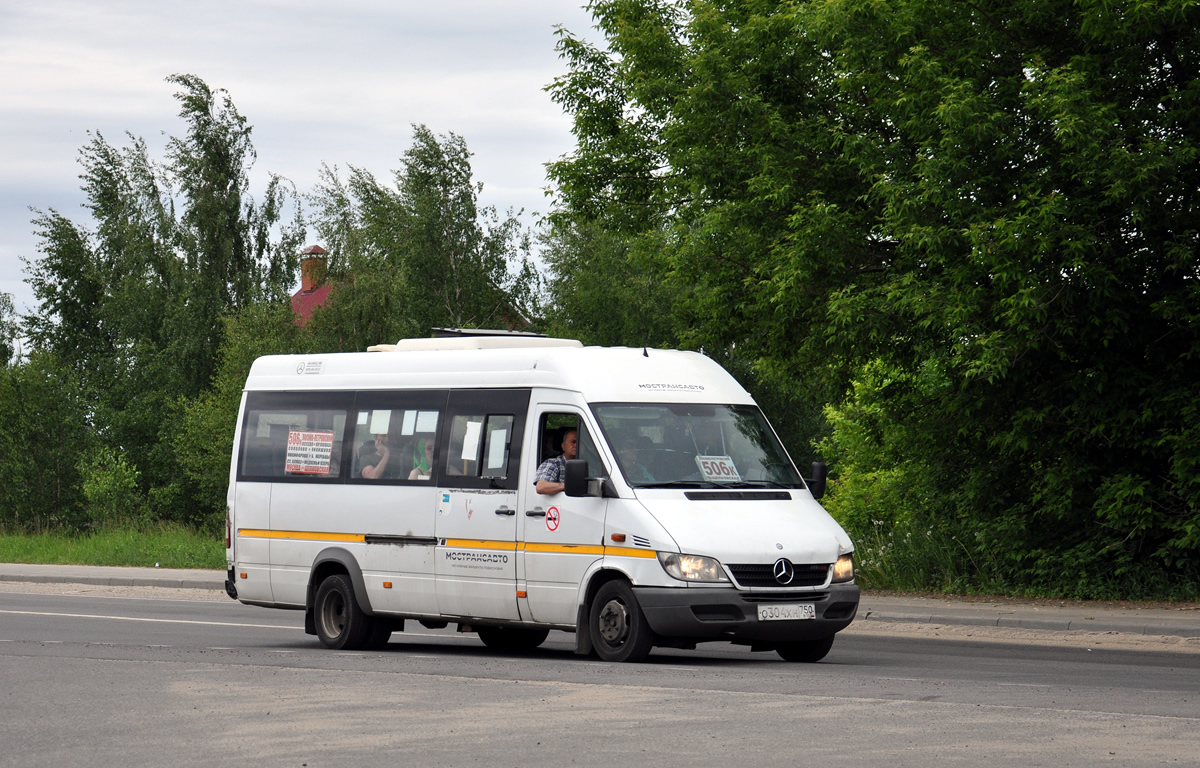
{"left": 2, "top": 587, "right": 1198, "bottom": 767}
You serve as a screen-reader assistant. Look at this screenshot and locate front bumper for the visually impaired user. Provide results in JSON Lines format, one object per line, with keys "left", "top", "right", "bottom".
{"left": 635, "top": 582, "right": 860, "bottom": 644}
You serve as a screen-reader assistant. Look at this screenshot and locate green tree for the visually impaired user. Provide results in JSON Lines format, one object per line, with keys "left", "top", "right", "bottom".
{"left": 0, "top": 293, "right": 16, "bottom": 366}
{"left": 306, "top": 125, "right": 539, "bottom": 350}
{"left": 539, "top": 215, "right": 677, "bottom": 346}
{"left": 0, "top": 352, "right": 94, "bottom": 531}
{"left": 549, "top": 0, "right": 1200, "bottom": 596}
{"left": 21, "top": 74, "right": 304, "bottom": 524}
{"left": 175, "top": 301, "right": 306, "bottom": 527}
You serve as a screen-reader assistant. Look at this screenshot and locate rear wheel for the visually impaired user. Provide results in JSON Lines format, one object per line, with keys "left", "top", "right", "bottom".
{"left": 776, "top": 636, "right": 835, "bottom": 663}
{"left": 314, "top": 574, "right": 372, "bottom": 650}
{"left": 589, "top": 580, "right": 654, "bottom": 663}
{"left": 477, "top": 627, "right": 550, "bottom": 652}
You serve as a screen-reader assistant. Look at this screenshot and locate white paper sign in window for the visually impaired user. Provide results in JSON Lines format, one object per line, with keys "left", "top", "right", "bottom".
{"left": 285, "top": 430, "right": 335, "bottom": 474}
{"left": 695, "top": 455, "right": 741, "bottom": 482}
{"left": 487, "top": 428, "right": 508, "bottom": 469}
{"left": 461, "top": 420, "right": 482, "bottom": 461}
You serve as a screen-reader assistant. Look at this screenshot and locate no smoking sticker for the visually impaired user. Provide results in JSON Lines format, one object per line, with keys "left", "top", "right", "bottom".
{"left": 546, "top": 506, "right": 561, "bottom": 532}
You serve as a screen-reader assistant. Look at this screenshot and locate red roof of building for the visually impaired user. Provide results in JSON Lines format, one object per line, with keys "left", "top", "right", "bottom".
{"left": 291, "top": 283, "right": 331, "bottom": 326}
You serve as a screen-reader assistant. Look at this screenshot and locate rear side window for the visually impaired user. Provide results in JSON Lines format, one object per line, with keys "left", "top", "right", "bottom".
{"left": 348, "top": 394, "right": 446, "bottom": 483}
{"left": 239, "top": 392, "right": 353, "bottom": 481}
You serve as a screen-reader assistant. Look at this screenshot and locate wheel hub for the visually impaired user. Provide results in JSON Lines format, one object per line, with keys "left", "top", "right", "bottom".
{"left": 321, "top": 592, "right": 347, "bottom": 637}
{"left": 597, "top": 599, "right": 630, "bottom": 645}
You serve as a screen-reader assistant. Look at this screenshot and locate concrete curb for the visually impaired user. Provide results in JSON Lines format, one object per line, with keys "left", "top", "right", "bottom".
{"left": 0, "top": 565, "right": 225, "bottom": 592}
{"left": 858, "top": 606, "right": 1200, "bottom": 638}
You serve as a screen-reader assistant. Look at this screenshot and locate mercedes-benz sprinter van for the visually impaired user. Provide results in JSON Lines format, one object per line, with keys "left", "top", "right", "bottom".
{"left": 224, "top": 333, "right": 858, "bottom": 662}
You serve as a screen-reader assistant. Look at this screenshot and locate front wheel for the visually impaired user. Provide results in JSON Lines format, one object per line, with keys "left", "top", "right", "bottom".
{"left": 776, "top": 636, "right": 835, "bottom": 663}
{"left": 477, "top": 627, "right": 550, "bottom": 652}
{"left": 589, "top": 580, "right": 654, "bottom": 662}
{"left": 314, "top": 574, "right": 372, "bottom": 650}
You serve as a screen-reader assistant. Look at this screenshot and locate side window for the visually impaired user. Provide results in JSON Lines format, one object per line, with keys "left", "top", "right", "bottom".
{"left": 536, "top": 412, "right": 608, "bottom": 480}
{"left": 441, "top": 390, "right": 529, "bottom": 490}
{"left": 239, "top": 392, "right": 351, "bottom": 481}
{"left": 350, "top": 393, "right": 446, "bottom": 483}
{"left": 446, "top": 413, "right": 485, "bottom": 477}
{"left": 481, "top": 415, "right": 515, "bottom": 479}
{"left": 446, "top": 414, "right": 514, "bottom": 479}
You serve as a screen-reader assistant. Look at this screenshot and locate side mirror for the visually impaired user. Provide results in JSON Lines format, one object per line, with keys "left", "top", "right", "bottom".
{"left": 806, "top": 461, "right": 827, "bottom": 500}
{"left": 564, "top": 459, "right": 589, "bottom": 497}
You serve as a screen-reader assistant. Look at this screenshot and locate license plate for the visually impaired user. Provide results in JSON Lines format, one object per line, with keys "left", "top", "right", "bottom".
{"left": 757, "top": 603, "right": 816, "bottom": 621}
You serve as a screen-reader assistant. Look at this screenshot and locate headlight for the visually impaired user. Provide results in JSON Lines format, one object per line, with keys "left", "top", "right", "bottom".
{"left": 832, "top": 553, "right": 855, "bottom": 583}
{"left": 658, "top": 552, "right": 730, "bottom": 582}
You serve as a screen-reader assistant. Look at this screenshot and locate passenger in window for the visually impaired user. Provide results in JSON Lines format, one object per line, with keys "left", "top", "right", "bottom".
{"left": 361, "top": 433, "right": 398, "bottom": 479}
{"left": 620, "top": 435, "right": 656, "bottom": 484}
{"left": 534, "top": 428, "right": 577, "bottom": 495}
{"left": 409, "top": 438, "right": 434, "bottom": 480}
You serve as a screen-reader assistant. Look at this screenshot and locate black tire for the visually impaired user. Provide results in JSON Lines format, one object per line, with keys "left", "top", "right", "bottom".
{"left": 589, "top": 580, "right": 654, "bottom": 662}
{"left": 476, "top": 626, "right": 550, "bottom": 652}
{"left": 314, "top": 574, "right": 372, "bottom": 650}
{"left": 776, "top": 636, "right": 835, "bottom": 663}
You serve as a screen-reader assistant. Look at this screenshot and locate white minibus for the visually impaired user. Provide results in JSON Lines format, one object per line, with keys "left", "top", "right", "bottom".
{"left": 224, "top": 332, "right": 859, "bottom": 662}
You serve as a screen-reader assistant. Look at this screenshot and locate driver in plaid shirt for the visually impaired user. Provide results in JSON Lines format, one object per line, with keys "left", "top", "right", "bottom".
{"left": 534, "top": 428, "right": 578, "bottom": 495}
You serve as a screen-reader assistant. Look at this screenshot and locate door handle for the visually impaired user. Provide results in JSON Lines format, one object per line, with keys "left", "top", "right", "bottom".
{"left": 494, "top": 506, "right": 516, "bottom": 516}
{"left": 526, "top": 508, "right": 546, "bottom": 518}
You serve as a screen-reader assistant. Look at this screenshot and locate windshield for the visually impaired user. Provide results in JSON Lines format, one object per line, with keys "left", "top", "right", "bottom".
{"left": 591, "top": 403, "right": 804, "bottom": 488}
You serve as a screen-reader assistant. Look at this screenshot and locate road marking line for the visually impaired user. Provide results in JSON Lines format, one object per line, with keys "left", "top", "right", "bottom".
{"left": 0, "top": 609, "right": 301, "bottom": 630}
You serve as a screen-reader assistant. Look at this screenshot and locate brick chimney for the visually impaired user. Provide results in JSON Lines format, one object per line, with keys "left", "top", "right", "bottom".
{"left": 299, "top": 244, "right": 328, "bottom": 292}
{"left": 292, "top": 245, "right": 332, "bottom": 327}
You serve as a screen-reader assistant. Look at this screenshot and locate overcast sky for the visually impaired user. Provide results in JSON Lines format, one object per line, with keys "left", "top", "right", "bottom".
{"left": 0, "top": 0, "right": 597, "bottom": 314}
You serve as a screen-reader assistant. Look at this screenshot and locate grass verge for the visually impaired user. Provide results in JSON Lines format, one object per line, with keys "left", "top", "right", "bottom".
{"left": 0, "top": 524, "right": 224, "bottom": 569}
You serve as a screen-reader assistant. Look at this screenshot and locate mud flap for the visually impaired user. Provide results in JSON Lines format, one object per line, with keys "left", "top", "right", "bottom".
{"left": 574, "top": 603, "right": 593, "bottom": 655}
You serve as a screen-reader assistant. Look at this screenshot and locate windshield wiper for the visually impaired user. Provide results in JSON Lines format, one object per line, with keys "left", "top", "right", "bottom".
{"left": 719, "top": 480, "right": 800, "bottom": 489}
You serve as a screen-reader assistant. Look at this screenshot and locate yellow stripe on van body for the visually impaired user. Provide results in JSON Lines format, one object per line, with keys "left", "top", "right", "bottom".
{"left": 521, "top": 542, "right": 656, "bottom": 559}
{"left": 238, "top": 530, "right": 657, "bottom": 559}
{"left": 525, "top": 542, "right": 605, "bottom": 556}
{"left": 238, "top": 529, "right": 366, "bottom": 543}
{"left": 602, "top": 545, "right": 659, "bottom": 559}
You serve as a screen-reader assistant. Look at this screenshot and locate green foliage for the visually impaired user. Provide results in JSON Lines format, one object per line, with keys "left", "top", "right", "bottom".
{"left": 0, "top": 352, "right": 93, "bottom": 531}
{"left": 20, "top": 74, "right": 304, "bottom": 528}
{"left": 78, "top": 446, "right": 149, "bottom": 529}
{"left": 539, "top": 215, "right": 678, "bottom": 346}
{"left": 306, "top": 126, "right": 540, "bottom": 351}
{"left": 0, "top": 293, "right": 16, "bottom": 366}
{"left": 547, "top": 0, "right": 1200, "bottom": 597}
{"left": 175, "top": 301, "right": 305, "bottom": 527}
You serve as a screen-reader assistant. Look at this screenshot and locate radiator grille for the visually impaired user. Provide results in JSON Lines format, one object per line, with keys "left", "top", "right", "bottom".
{"left": 727, "top": 563, "right": 829, "bottom": 588}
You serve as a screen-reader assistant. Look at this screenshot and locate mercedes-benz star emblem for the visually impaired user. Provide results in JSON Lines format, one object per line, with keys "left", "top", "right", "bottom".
{"left": 773, "top": 558, "right": 795, "bottom": 585}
